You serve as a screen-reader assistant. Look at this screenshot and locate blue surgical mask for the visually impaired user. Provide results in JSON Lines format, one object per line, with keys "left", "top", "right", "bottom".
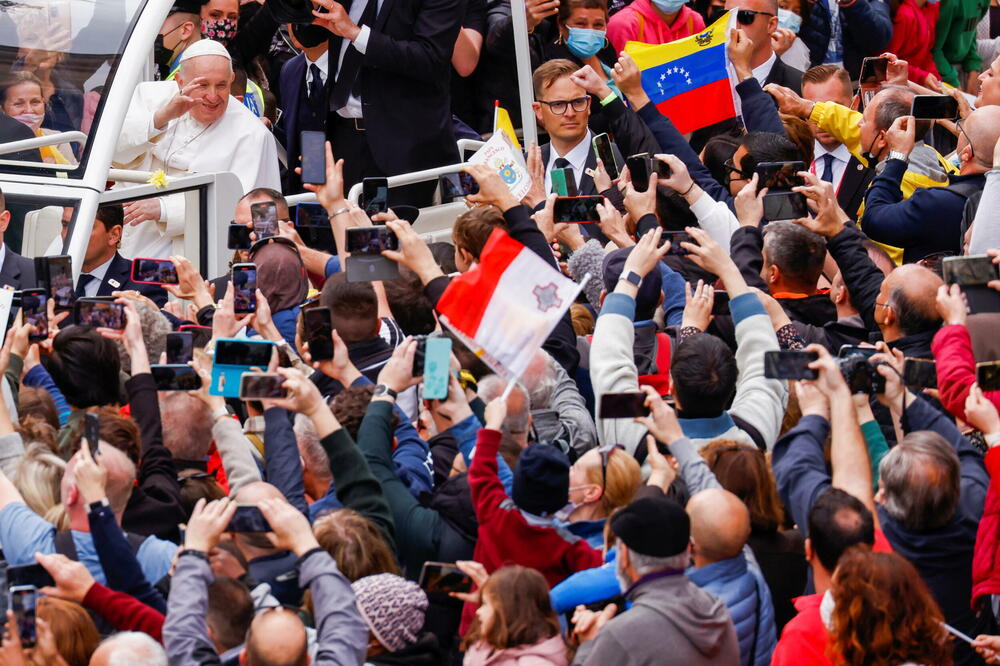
{"left": 652, "top": 0, "right": 689, "bottom": 14}
{"left": 777, "top": 8, "right": 802, "bottom": 33}
{"left": 566, "top": 27, "right": 606, "bottom": 59}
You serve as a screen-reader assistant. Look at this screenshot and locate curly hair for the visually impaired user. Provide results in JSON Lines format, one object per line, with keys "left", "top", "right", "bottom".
{"left": 829, "top": 548, "right": 952, "bottom": 666}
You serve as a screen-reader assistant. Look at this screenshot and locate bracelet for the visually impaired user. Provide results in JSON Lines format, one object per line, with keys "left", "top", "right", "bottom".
{"left": 986, "top": 433, "right": 1000, "bottom": 448}
{"left": 599, "top": 91, "right": 618, "bottom": 106}
{"left": 679, "top": 182, "right": 695, "bottom": 197}
{"left": 330, "top": 206, "right": 351, "bottom": 218}
{"left": 211, "top": 406, "right": 230, "bottom": 423}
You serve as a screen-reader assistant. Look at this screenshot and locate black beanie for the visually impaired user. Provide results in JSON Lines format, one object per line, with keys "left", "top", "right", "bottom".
{"left": 610, "top": 496, "right": 690, "bottom": 557}
{"left": 511, "top": 444, "right": 570, "bottom": 517}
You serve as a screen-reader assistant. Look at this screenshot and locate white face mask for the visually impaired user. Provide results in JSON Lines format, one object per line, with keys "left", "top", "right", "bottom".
{"left": 12, "top": 112, "right": 43, "bottom": 131}
{"left": 820, "top": 589, "right": 836, "bottom": 632}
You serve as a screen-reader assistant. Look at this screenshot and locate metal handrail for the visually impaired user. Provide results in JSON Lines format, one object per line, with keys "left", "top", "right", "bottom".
{"left": 0, "top": 131, "right": 86, "bottom": 156}
{"left": 345, "top": 162, "right": 472, "bottom": 203}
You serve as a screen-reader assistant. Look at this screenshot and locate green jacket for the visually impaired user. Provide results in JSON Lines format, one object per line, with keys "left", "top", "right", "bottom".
{"left": 933, "top": 0, "right": 990, "bottom": 86}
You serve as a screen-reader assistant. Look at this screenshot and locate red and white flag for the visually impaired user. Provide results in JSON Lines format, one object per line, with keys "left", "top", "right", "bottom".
{"left": 437, "top": 228, "right": 585, "bottom": 381}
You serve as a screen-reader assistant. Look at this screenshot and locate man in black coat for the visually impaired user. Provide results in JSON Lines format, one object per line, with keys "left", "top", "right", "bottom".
{"left": 0, "top": 185, "right": 35, "bottom": 292}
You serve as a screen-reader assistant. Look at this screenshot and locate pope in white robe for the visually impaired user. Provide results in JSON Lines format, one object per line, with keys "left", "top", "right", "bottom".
{"left": 112, "top": 39, "right": 280, "bottom": 260}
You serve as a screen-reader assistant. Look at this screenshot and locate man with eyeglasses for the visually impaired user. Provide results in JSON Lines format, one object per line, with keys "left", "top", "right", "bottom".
{"left": 725, "top": 0, "right": 804, "bottom": 93}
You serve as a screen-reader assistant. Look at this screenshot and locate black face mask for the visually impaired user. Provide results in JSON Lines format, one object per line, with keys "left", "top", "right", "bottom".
{"left": 154, "top": 23, "right": 183, "bottom": 76}
{"left": 291, "top": 23, "right": 328, "bottom": 48}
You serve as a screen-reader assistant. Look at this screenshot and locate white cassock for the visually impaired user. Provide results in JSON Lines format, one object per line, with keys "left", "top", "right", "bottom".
{"left": 112, "top": 80, "right": 281, "bottom": 259}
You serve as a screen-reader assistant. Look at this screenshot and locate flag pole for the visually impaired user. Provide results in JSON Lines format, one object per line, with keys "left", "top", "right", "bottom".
{"left": 510, "top": 0, "right": 538, "bottom": 148}
{"left": 501, "top": 377, "right": 518, "bottom": 401}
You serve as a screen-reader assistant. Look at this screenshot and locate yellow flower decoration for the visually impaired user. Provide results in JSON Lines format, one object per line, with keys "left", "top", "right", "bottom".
{"left": 147, "top": 170, "right": 169, "bottom": 189}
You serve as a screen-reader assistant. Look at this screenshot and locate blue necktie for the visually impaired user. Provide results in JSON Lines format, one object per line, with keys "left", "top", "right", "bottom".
{"left": 821, "top": 153, "right": 836, "bottom": 184}
{"left": 308, "top": 64, "right": 323, "bottom": 107}
{"left": 75, "top": 274, "right": 95, "bottom": 298}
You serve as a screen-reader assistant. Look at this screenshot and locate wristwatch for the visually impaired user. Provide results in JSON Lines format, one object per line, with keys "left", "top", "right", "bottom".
{"left": 619, "top": 270, "right": 642, "bottom": 287}
{"left": 373, "top": 384, "right": 398, "bottom": 400}
{"left": 887, "top": 150, "right": 910, "bottom": 164}
{"left": 88, "top": 498, "right": 110, "bottom": 513}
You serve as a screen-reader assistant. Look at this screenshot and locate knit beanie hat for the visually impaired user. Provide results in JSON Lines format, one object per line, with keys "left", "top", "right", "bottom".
{"left": 351, "top": 574, "right": 428, "bottom": 652}
{"left": 511, "top": 443, "right": 570, "bottom": 517}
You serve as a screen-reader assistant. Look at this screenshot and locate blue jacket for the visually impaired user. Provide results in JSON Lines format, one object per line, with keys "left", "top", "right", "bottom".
{"left": 771, "top": 413, "right": 832, "bottom": 535}
{"left": 550, "top": 547, "right": 620, "bottom": 614}
{"left": 860, "top": 158, "right": 984, "bottom": 262}
{"left": 687, "top": 556, "right": 776, "bottom": 666}
{"left": 799, "top": 0, "right": 893, "bottom": 78}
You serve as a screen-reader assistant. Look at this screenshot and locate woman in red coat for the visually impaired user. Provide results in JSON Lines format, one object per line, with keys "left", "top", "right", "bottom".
{"left": 885, "top": 0, "right": 943, "bottom": 87}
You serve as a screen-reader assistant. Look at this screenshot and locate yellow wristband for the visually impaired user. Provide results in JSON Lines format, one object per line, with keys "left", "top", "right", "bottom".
{"left": 599, "top": 92, "right": 618, "bottom": 106}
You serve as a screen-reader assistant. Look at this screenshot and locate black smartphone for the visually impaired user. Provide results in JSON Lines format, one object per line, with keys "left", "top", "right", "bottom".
{"left": 166, "top": 331, "right": 194, "bottom": 364}
{"left": 763, "top": 191, "right": 809, "bottom": 221}
{"left": 74, "top": 299, "right": 125, "bottom": 329}
{"left": 942, "top": 255, "right": 998, "bottom": 286}
{"left": 215, "top": 339, "right": 274, "bottom": 367}
{"left": 35, "top": 255, "right": 74, "bottom": 310}
{"left": 763, "top": 350, "right": 819, "bottom": 380}
{"left": 179, "top": 325, "right": 213, "bottom": 349}
{"left": 303, "top": 307, "right": 334, "bottom": 362}
{"left": 227, "top": 224, "right": 252, "bottom": 250}
{"left": 656, "top": 157, "right": 672, "bottom": 179}
{"left": 412, "top": 335, "right": 428, "bottom": 376}
{"left": 627, "top": 153, "right": 652, "bottom": 192}
{"left": 299, "top": 130, "right": 327, "bottom": 185}
{"left": 239, "top": 372, "right": 288, "bottom": 399}
{"left": 838, "top": 345, "right": 879, "bottom": 360}
{"left": 859, "top": 57, "right": 889, "bottom": 86}
{"left": 85, "top": 412, "right": 100, "bottom": 458}
{"left": 5, "top": 565, "right": 53, "bottom": 590}
{"left": 151, "top": 364, "right": 202, "bottom": 391}
{"left": 663, "top": 230, "right": 693, "bottom": 255}
{"left": 598, "top": 392, "right": 650, "bottom": 419}
{"left": 419, "top": 561, "right": 472, "bottom": 595}
{"left": 711, "top": 290, "right": 730, "bottom": 315}
{"left": 295, "top": 203, "right": 336, "bottom": 253}
{"left": 130, "top": 258, "right": 179, "bottom": 285}
{"left": 231, "top": 263, "right": 257, "bottom": 314}
{"left": 227, "top": 505, "right": 271, "bottom": 533}
{"left": 8, "top": 586, "right": 36, "bottom": 648}
{"left": 553, "top": 196, "right": 602, "bottom": 223}
{"left": 756, "top": 161, "right": 806, "bottom": 193}
{"left": 910, "top": 95, "right": 959, "bottom": 120}
{"left": 977, "top": 361, "right": 1000, "bottom": 392}
{"left": 19, "top": 289, "right": 47, "bottom": 342}
{"left": 903, "top": 358, "right": 937, "bottom": 389}
{"left": 250, "top": 202, "right": 278, "bottom": 240}
{"left": 592, "top": 133, "right": 620, "bottom": 180}
{"left": 345, "top": 226, "right": 399, "bottom": 254}
{"left": 363, "top": 177, "right": 389, "bottom": 217}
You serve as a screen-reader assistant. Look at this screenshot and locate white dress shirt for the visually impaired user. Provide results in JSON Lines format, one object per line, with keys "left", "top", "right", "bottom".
{"left": 752, "top": 52, "right": 777, "bottom": 87}
{"left": 0, "top": 244, "right": 7, "bottom": 280}
{"left": 810, "top": 141, "right": 852, "bottom": 191}
{"left": 544, "top": 130, "right": 593, "bottom": 195}
{"left": 78, "top": 256, "right": 114, "bottom": 298}
{"left": 334, "top": 0, "right": 385, "bottom": 119}
{"left": 306, "top": 50, "right": 330, "bottom": 89}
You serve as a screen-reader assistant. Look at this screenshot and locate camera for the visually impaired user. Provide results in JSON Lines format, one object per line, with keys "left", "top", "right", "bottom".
{"left": 837, "top": 353, "right": 886, "bottom": 394}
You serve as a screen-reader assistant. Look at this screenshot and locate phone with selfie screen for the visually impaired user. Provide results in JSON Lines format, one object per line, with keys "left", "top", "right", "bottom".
{"left": 363, "top": 178, "right": 389, "bottom": 217}
{"left": 763, "top": 191, "right": 809, "bottom": 222}
{"left": 8, "top": 586, "right": 36, "bottom": 648}
{"left": 598, "top": 392, "right": 650, "bottom": 419}
{"left": 627, "top": 153, "right": 652, "bottom": 192}
{"left": 977, "top": 361, "right": 1000, "bottom": 392}
{"left": 131, "top": 258, "right": 179, "bottom": 285}
{"left": 421, "top": 337, "right": 452, "bottom": 400}
{"left": 250, "top": 202, "right": 278, "bottom": 240}
{"left": 345, "top": 227, "right": 400, "bottom": 282}
{"left": 756, "top": 161, "right": 806, "bottom": 193}
{"left": 85, "top": 412, "right": 100, "bottom": 458}
{"left": 419, "top": 562, "right": 472, "bottom": 595}
{"left": 227, "top": 224, "right": 253, "bottom": 250}
{"left": 239, "top": 372, "right": 288, "bottom": 399}
{"left": 303, "top": 307, "right": 334, "bottom": 362}
{"left": 592, "top": 133, "right": 620, "bottom": 180}
{"left": 942, "top": 255, "right": 999, "bottom": 286}
{"left": 19, "top": 289, "right": 47, "bottom": 342}
{"left": 231, "top": 263, "right": 257, "bottom": 314}
{"left": 903, "top": 358, "right": 937, "bottom": 389}
{"left": 763, "top": 350, "right": 819, "bottom": 380}
{"left": 299, "top": 130, "right": 327, "bottom": 185}
{"left": 553, "top": 196, "right": 602, "bottom": 223}
{"left": 179, "top": 325, "right": 213, "bottom": 349}
{"left": 227, "top": 506, "right": 271, "bottom": 533}
{"left": 151, "top": 364, "right": 202, "bottom": 391}
{"left": 910, "top": 95, "right": 959, "bottom": 120}
{"left": 75, "top": 299, "right": 125, "bottom": 329}
{"left": 35, "top": 255, "right": 74, "bottom": 311}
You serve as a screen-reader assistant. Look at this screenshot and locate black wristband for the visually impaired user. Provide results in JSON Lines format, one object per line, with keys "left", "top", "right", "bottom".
{"left": 179, "top": 549, "right": 209, "bottom": 563}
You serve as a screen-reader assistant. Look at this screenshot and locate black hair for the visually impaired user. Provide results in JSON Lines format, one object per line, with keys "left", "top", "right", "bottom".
{"left": 319, "top": 275, "right": 378, "bottom": 344}
{"left": 807, "top": 487, "right": 875, "bottom": 572}
{"left": 384, "top": 277, "right": 437, "bottom": 336}
{"left": 428, "top": 241, "right": 459, "bottom": 274}
{"left": 95, "top": 204, "right": 124, "bottom": 231}
{"left": 738, "top": 132, "right": 802, "bottom": 178}
{"left": 702, "top": 131, "right": 743, "bottom": 188}
{"left": 670, "top": 333, "right": 738, "bottom": 418}
{"left": 207, "top": 577, "right": 254, "bottom": 651}
{"left": 762, "top": 221, "right": 827, "bottom": 289}
{"left": 44, "top": 326, "right": 123, "bottom": 408}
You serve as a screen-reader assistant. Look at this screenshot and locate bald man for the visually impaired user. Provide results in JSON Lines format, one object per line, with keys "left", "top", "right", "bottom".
{"left": 860, "top": 105, "right": 1000, "bottom": 262}
{"left": 244, "top": 608, "right": 309, "bottom": 665}
{"left": 686, "top": 488, "right": 777, "bottom": 666}
{"left": 872, "top": 264, "right": 944, "bottom": 353}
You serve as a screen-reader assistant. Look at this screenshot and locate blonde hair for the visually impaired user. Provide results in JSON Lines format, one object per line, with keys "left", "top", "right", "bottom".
{"left": 15, "top": 442, "right": 66, "bottom": 528}
{"left": 582, "top": 448, "right": 642, "bottom": 517}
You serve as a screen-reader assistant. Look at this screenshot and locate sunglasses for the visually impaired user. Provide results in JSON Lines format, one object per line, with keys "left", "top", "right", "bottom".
{"left": 723, "top": 158, "right": 750, "bottom": 185}
{"left": 736, "top": 9, "right": 774, "bottom": 25}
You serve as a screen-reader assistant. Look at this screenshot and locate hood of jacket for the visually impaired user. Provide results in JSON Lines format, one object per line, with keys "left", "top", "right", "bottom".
{"left": 628, "top": 573, "right": 735, "bottom": 657}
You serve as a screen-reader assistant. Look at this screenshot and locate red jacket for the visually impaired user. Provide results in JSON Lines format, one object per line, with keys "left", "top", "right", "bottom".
{"left": 885, "top": 0, "right": 940, "bottom": 83}
{"left": 771, "top": 594, "right": 836, "bottom": 666}
{"left": 83, "top": 582, "right": 165, "bottom": 642}
{"left": 932, "top": 324, "right": 1000, "bottom": 421}
{"left": 463, "top": 429, "right": 602, "bottom": 632}
{"left": 972, "top": 448, "right": 1000, "bottom": 607}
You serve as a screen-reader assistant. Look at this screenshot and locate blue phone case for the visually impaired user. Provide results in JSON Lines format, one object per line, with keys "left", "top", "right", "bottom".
{"left": 422, "top": 337, "right": 452, "bottom": 400}
{"left": 210, "top": 338, "right": 275, "bottom": 398}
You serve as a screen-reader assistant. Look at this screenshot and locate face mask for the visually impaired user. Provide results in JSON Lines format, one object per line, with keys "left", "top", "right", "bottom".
{"left": 554, "top": 501, "right": 578, "bottom": 522}
{"left": 777, "top": 8, "right": 802, "bottom": 33}
{"left": 201, "top": 18, "right": 238, "bottom": 46}
{"left": 12, "top": 112, "right": 43, "bottom": 131}
{"left": 652, "top": 0, "right": 689, "bottom": 14}
{"left": 291, "top": 23, "right": 329, "bottom": 49}
{"left": 862, "top": 129, "right": 884, "bottom": 164}
{"left": 566, "top": 27, "right": 606, "bottom": 59}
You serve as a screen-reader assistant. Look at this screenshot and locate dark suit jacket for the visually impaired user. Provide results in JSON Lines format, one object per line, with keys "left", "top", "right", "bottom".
{"left": 764, "top": 56, "right": 804, "bottom": 95}
{"left": 837, "top": 155, "right": 875, "bottom": 222}
{"left": 328, "top": 0, "right": 463, "bottom": 176}
{"left": 93, "top": 253, "right": 167, "bottom": 307}
{"left": 278, "top": 52, "right": 330, "bottom": 193}
{"left": 0, "top": 245, "right": 35, "bottom": 291}
{"left": 540, "top": 139, "right": 625, "bottom": 243}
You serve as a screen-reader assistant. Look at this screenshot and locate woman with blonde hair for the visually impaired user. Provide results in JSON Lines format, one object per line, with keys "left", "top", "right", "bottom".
{"left": 14, "top": 442, "right": 66, "bottom": 529}
{"left": 561, "top": 445, "right": 642, "bottom": 548}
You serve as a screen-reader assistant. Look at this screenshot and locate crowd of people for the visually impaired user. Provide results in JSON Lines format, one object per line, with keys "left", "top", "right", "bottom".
{"left": 4, "top": 0, "right": 1000, "bottom": 664}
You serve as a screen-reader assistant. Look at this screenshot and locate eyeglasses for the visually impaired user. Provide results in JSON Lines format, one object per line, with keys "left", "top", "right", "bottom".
{"left": 736, "top": 9, "right": 775, "bottom": 25}
{"left": 957, "top": 117, "right": 975, "bottom": 161}
{"left": 723, "top": 158, "right": 750, "bottom": 185}
{"left": 600, "top": 444, "right": 626, "bottom": 489}
{"left": 538, "top": 96, "right": 591, "bottom": 115}
{"left": 874, "top": 301, "right": 892, "bottom": 310}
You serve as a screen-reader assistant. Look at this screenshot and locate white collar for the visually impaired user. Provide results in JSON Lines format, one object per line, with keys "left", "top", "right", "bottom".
{"left": 813, "top": 141, "right": 851, "bottom": 163}
{"left": 84, "top": 255, "right": 115, "bottom": 283}
{"left": 305, "top": 49, "right": 329, "bottom": 77}
{"left": 752, "top": 52, "right": 777, "bottom": 85}
{"left": 549, "top": 129, "right": 593, "bottom": 174}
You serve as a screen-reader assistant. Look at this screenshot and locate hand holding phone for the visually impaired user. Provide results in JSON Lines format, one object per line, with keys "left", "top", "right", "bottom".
{"left": 553, "top": 196, "right": 602, "bottom": 223}
{"left": 299, "top": 130, "right": 327, "bottom": 185}
{"left": 250, "top": 202, "right": 278, "bottom": 240}
{"left": 131, "top": 258, "right": 179, "bottom": 285}
{"left": 231, "top": 263, "right": 257, "bottom": 314}
{"left": 598, "top": 392, "right": 650, "bottom": 419}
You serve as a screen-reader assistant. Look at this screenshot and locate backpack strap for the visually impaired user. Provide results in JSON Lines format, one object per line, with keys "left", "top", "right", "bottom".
{"left": 53, "top": 531, "right": 78, "bottom": 561}
{"left": 125, "top": 532, "right": 148, "bottom": 556}
{"left": 730, "top": 412, "right": 767, "bottom": 451}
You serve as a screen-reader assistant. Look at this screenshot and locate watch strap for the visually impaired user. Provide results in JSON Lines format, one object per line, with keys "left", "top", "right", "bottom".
{"left": 619, "top": 270, "right": 642, "bottom": 286}
{"left": 888, "top": 150, "right": 909, "bottom": 163}
{"left": 374, "top": 384, "right": 398, "bottom": 399}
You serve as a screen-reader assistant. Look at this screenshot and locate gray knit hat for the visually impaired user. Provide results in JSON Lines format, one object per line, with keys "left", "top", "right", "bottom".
{"left": 351, "top": 574, "right": 428, "bottom": 652}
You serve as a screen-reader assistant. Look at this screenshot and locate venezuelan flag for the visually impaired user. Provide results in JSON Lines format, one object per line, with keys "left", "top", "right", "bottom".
{"left": 625, "top": 12, "right": 736, "bottom": 134}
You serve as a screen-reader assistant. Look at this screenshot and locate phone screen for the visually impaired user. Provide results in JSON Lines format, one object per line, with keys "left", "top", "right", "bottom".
{"left": 250, "top": 202, "right": 278, "bottom": 240}
{"left": 131, "top": 258, "right": 179, "bottom": 285}
{"left": 422, "top": 337, "right": 453, "bottom": 400}
{"left": 151, "top": 364, "right": 202, "bottom": 391}
{"left": 239, "top": 373, "right": 287, "bottom": 399}
{"left": 346, "top": 227, "right": 399, "bottom": 254}
{"left": 903, "top": 358, "right": 937, "bottom": 389}
{"left": 910, "top": 95, "right": 959, "bottom": 120}
{"left": 232, "top": 264, "right": 257, "bottom": 314}
{"left": 85, "top": 412, "right": 100, "bottom": 458}
{"left": 227, "top": 506, "right": 271, "bottom": 533}
{"left": 859, "top": 57, "right": 888, "bottom": 86}
{"left": 9, "top": 587, "right": 36, "bottom": 648}
{"left": 763, "top": 191, "right": 809, "bottom": 221}
{"left": 47, "top": 255, "right": 74, "bottom": 310}
{"left": 756, "top": 161, "right": 806, "bottom": 193}
{"left": 838, "top": 345, "right": 879, "bottom": 360}
{"left": 228, "top": 224, "right": 253, "bottom": 250}
{"left": 978, "top": 361, "right": 1000, "bottom": 392}
{"left": 295, "top": 202, "right": 329, "bottom": 228}
{"left": 663, "top": 231, "right": 692, "bottom": 255}
{"left": 598, "top": 392, "right": 650, "bottom": 419}
{"left": 627, "top": 154, "right": 651, "bottom": 192}
{"left": 180, "top": 325, "right": 213, "bottom": 349}
{"left": 300, "top": 130, "right": 327, "bottom": 185}
{"left": 166, "top": 332, "right": 194, "bottom": 364}
{"left": 75, "top": 300, "right": 125, "bottom": 329}
{"left": 592, "top": 133, "right": 620, "bottom": 180}
{"left": 412, "top": 335, "right": 428, "bottom": 376}
{"left": 763, "top": 351, "right": 819, "bottom": 380}
{"left": 553, "top": 196, "right": 602, "bottom": 223}
{"left": 214, "top": 339, "right": 274, "bottom": 367}
{"left": 942, "top": 255, "right": 998, "bottom": 286}
{"left": 6, "top": 565, "right": 53, "bottom": 590}
{"left": 419, "top": 562, "right": 472, "bottom": 595}
{"left": 363, "top": 178, "right": 389, "bottom": 216}
{"left": 303, "top": 307, "right": 334, "bottom": 362}
{"left": 20, "top": 290, "right": 47, "bottom": 342}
